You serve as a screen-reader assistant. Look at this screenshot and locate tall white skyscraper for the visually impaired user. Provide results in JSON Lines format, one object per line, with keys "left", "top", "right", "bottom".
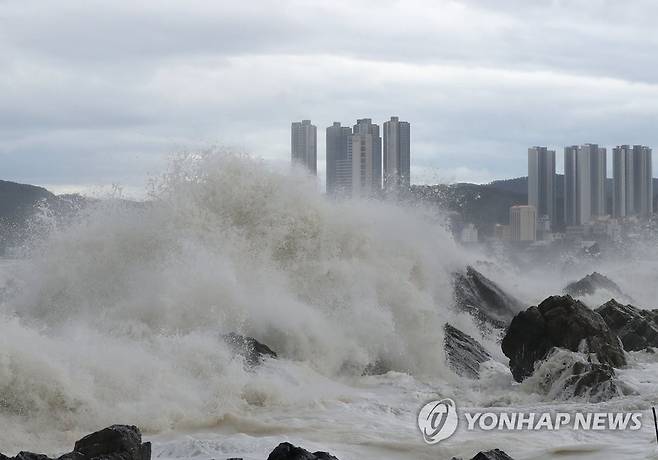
{"left": 587, "top": 144, "right": 607, "bottom": 217}
{"left": 563, "top": 144, "right": 607, "bottom": 226}
{"left": 324, "top": 118, "right": 382, "bottom": 198}
{"left": 564, "top": 146, "right": 579, "bottom": 227}
{"left": 576, "top": 145, "right": 593, "bottom": 225}
{"left": 527, "top": 146, "right": 556, "bottom": 228}
{"left": 613, "top": 145, "right": 653, "bottom": 219}
{"left": 613, "top": 145, "right": 632, "bottom": 218}
{"left": 291, "top": 120, "right": 317, "bottom": 174}
{"left": 383, "top": 116, "right": 411, "bottom": 193}
{"left": 326, "top": 122, "right": 352, "bottom": 195}
{"left": 633, "top": 145, "right": 653, "bottom": 218}
{"left": 350, "top": 118, "right": 382, "bottom": 197}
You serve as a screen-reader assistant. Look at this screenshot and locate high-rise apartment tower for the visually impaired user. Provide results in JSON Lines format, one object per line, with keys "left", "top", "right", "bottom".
{"left": 528, "top": 146, "right": 556, "bottom": 228}
{"left": 291, "top": 120, "right": 317, "bottom": 174}
{"left": 383, "top": 116, "right": 410, "bottom": 193}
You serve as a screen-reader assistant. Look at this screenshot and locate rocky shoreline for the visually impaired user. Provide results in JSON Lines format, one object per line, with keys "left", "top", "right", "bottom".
{"left": 451, "top": 268, "right": 656, "bottom": 402}
{"left": 0, "top": 425, "right": 515, "bottom": 460}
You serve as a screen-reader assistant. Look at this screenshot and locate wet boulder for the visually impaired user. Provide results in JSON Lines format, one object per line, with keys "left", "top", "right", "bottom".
{"left": 453, "top": 266, "right": 522, "bottom": 328}
{"left": 73, "top": 425, "right": 150, "bottom": 460}
{"left": 266, "top": 442, "right": 339, "bottom": 460}
{"left": 472, "top": 450, "right": 515, "bottom": 460}
{"left": 444, "top": 323, "right": 491, "bottom": 379}
{"left": 451, "top": 449, "right": 515, "bottom": 460}
{"left": 501, "top": 295, "right": 626, "bottom": 382}
{"left": 596, "top": 299, "right": 658, "bottom": 351}
{"left": 223, "top": 332, "right": 277, "bottom": 367}
{"left": 0, "top": 425, "right": 150, "bottom": 460}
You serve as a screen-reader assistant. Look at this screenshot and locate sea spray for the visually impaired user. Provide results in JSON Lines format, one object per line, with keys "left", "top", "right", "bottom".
{"left": 0, "top": 152, "right": 476, "bottom": 452}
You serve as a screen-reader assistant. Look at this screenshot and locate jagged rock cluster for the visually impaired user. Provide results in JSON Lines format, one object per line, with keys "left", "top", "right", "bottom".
{"left": 501, "top": 295, "right": 626, "bottom": 381}
{"left": 448, "top": 269, "right": 655, "bottom": 403}
{"left": 596, "top": 299, "right": 658, "bottom": 350}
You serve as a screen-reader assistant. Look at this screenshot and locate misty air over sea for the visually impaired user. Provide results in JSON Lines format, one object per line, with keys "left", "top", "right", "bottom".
{"left": 2, "top": 154, "right": 658, "bottom": 460}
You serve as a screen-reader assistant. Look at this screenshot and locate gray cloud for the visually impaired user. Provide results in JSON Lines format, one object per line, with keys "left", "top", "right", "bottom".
{"left": 1, "top": 0, "right": 657, "bottom": 191}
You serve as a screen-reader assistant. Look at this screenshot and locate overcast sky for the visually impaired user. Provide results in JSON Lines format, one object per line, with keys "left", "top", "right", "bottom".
{"left": 1, "top": 0, "right": 658, "bottom": 195}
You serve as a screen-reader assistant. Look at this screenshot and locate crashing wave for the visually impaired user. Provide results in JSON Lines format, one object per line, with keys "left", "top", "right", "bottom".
{"left": 0, "top": 152, "right": 481, "bottom": 452}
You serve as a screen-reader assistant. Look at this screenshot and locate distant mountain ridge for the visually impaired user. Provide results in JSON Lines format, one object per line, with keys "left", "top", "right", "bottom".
{"left": 0, "top": 180, "right": 54, "bottom": 220}
{"left": 487, "top": 176, "right": 528, "bottom": 195}
{"left": 1, "top": 176, "right": 657, "bottom": 252}
{"left": 0, "top": 179, "right": 89, "bottom": 254}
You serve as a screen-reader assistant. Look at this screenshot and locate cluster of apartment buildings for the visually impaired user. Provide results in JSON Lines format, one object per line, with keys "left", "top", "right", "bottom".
{"left": 506, "top": 144, "right": 653, "bottom": 243}
{"left": 291, "top": 117, "right": 411, "bottom": 196}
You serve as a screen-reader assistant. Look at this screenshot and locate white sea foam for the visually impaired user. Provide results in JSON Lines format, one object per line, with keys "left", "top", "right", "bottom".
{"left": 0, "top": 153, "right": 469, "bottom": 453}
{"left": 1, "top": 153, "right": 657, "bottom": 459}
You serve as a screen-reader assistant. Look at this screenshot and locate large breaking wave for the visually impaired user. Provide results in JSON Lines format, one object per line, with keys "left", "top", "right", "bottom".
{"left": 0, "top": 153, "right": 477, "bottom": 452}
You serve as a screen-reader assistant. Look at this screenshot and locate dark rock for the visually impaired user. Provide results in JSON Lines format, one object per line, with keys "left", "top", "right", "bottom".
{"left": 596, "top": 299, "right": 658, "bottom": 351}
{"left": 527, "top": 348, "right": 623, "bottom": 402}
{"left": 362, "top": 359, "right": 389, "bottom": 376}
{"left": 451, "top": 449, "right": 515, "bottom": 460}
{"left": 74, "top": 425, "right": 149, "bottom": 460}
{"left": 224, "top": 333, "right": 277, "bottom": 367}
{"left": 564, "top": 272, "right": 626, "bottom": 299}
{"left": 472, "top": 449, "right": 515, "bottom": 460}
{"left": 311, "top": 453, "right": 339, "bottom": 460}
{"left": 444, "top": 323, "right": 491, "bottom": 379}
{"left": 453, "top": 266, "right": 522, "bottom": 328}
{"left": 501, "top": 295, "right": 626, "bottom": 382}
{"left": 0, "top": 425, "right": 150, "bottom": 460}
{"left": 566, "top": 361, "right": 618, "bottom": 400}
{"left": 14, "top": 454, "right": 52, "bottom": 460}
{"left": 266, "top": 442, "right": 338, "bottom": 460}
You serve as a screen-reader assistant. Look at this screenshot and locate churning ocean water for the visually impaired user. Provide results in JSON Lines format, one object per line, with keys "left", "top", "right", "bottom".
{"left": 1, "top": 153, "right": 657, "bottom": 459}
